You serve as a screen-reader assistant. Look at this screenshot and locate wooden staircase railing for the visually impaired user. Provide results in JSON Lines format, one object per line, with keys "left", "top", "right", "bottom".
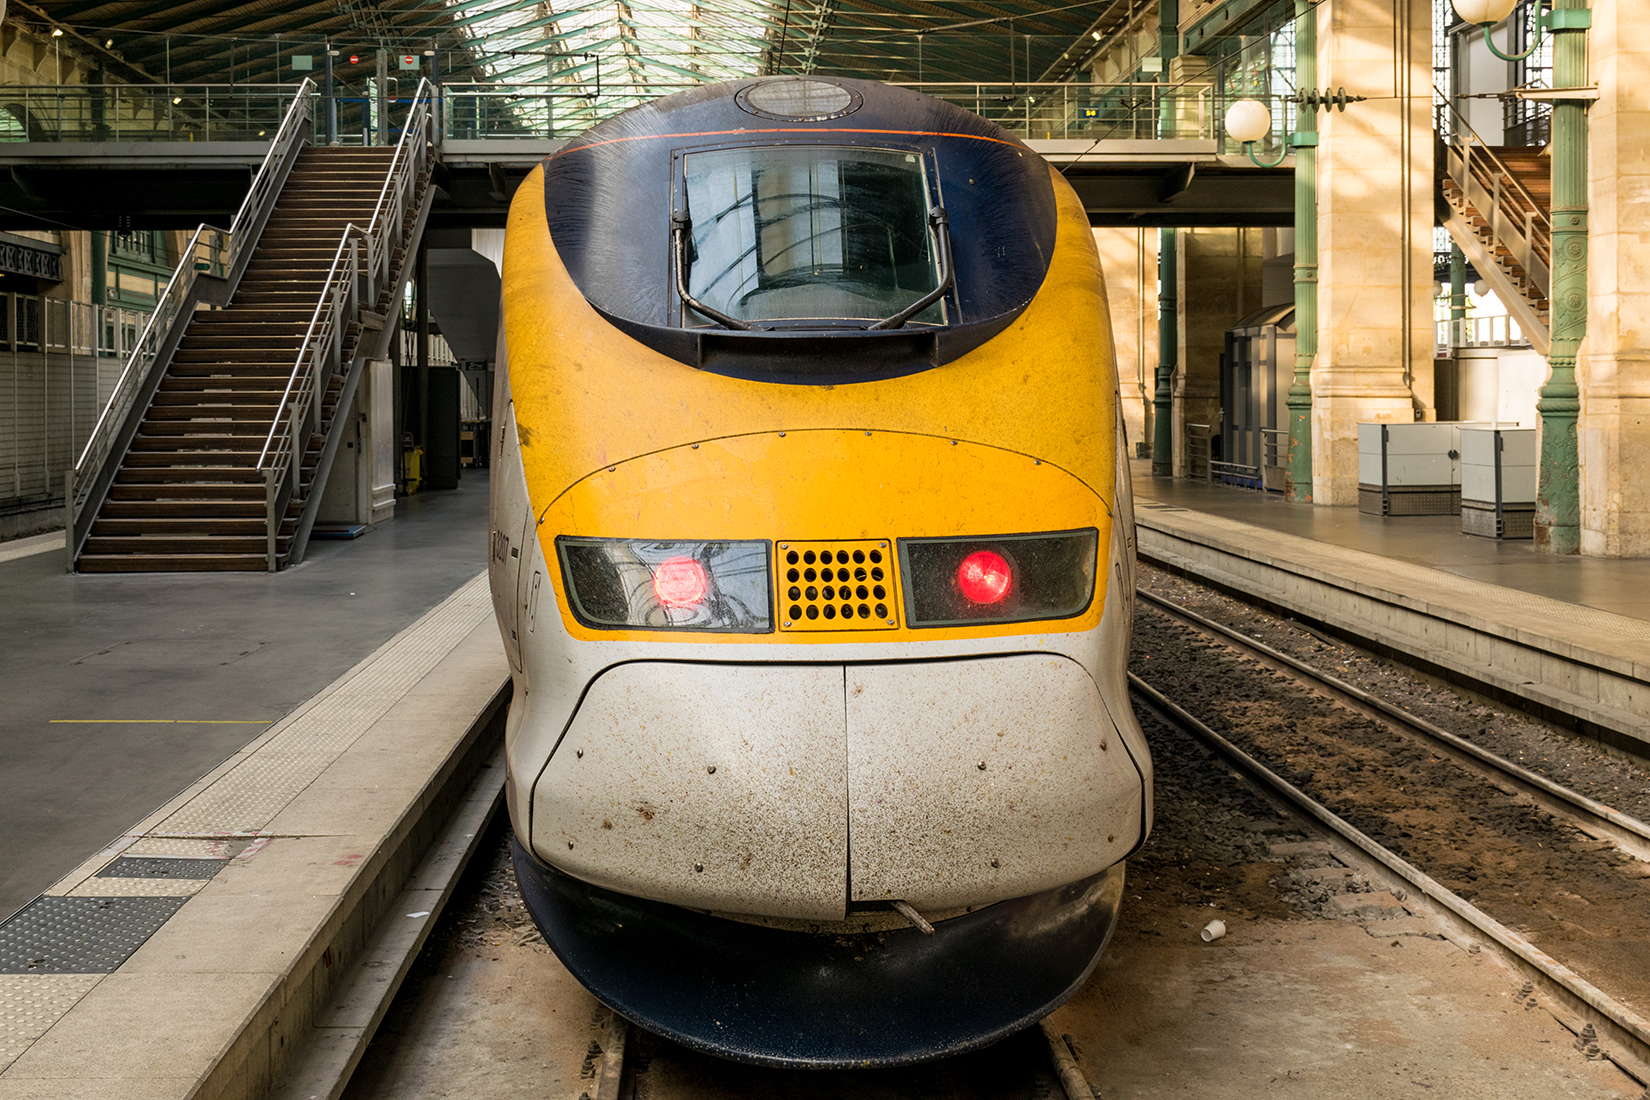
{"left": 1436, "top": 95, "right": 1552, "bottom": 356}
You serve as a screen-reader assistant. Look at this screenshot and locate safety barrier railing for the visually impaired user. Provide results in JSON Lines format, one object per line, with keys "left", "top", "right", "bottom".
{"left": 1186, "top": 423, "right": 1214, "bottom": 481}
{"left": 64, "top": 80, "right": 314, "bottom": 569}
{"left": 1435, "top": 314, "right": 1530, "bottom": 352}
{"left": 0, "top": 83, "right": 309, "bottom": 143}
{"left": 889, "top": 81, "right": 1214, "bottom": 142}
{"left": 3, "top": 74, "right": 1301, "bottom": 150}
{"left": 255, "top": 77, "right": 436, "bottom": 570}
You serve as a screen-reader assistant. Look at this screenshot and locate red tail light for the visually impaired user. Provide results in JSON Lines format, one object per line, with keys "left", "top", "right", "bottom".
{"left": 899, "top": 530, "right": 1097, "bottom": 627}
{"left": 652, "top": 557, "right": 709, "bottom": 608}
{"left": 956, "top": 550, "right": 1012, "bottom": 604}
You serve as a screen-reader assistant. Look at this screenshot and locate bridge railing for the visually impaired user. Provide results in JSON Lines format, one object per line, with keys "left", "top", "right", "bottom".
{"left": 0, "top": 83, "right": 308, "bottom": 143}
{"left": 2, "top": 78, "right": 1298, "bottom": 149}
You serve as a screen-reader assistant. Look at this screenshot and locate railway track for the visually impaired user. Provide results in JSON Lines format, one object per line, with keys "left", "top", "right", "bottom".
{"left": 571, "top": 1012, "right": 1097, "bottom": 1100}
{"left": 1131, "top": 588, "right": 1650, "bottom": 1086}
{"left": 1138, "top": 588, "right": 1650, "bottom": 863}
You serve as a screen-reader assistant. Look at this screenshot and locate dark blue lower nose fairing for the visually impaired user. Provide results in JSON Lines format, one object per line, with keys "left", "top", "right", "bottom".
{"left": 511, "top": 837, "right": 1125, "bottom": 1068}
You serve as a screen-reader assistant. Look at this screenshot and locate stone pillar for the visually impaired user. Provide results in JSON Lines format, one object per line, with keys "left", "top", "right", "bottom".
{"left": 1174, "top": 227, "right": 1262, "bottom": 476}
{"left": 1093, "top": 227, "right": 1158, "bottom": 459}
{"left": 1579, "top": 0, "right": 1650, "bottom": 556}
{"left": 1310, "top": 0, "right": 1434, "bottom": 503}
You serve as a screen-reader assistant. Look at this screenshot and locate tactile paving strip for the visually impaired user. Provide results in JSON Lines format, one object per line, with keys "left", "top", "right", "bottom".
{"left": 0, "top": 897, "right": 188, "bottom": 974}
{"left": 95, "top": 857, "right": 225, "bottom": 880}
{"left": 122, "top": 838, "right": 232, "bottom": 859}
{"left": 154, "top": 574, "right": 492, "bottom": 835}
{"left": 68, "top": 878, "right": 211, "bottom": 899}
{"left": 0, "top": 974, "right": 100, "bottom": 1071}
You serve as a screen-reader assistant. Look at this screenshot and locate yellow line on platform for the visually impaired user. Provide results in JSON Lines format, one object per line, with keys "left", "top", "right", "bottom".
{"left": 50, "top": 719, "right": 271, "bottom": 724}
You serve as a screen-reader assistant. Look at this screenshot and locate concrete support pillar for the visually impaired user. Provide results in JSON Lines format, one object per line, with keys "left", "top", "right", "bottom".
{"left": 1173, "top": 227, "right": 1262, "bottom": 476}
{"left": 1093, "top": 227, "right": 1158, "bottom": 459}
{"left": 1579, "top": 0, "right": 1650, "bottom": 556}
{"left": 1310, "top": 0, "right": 1435, "bottom": 503}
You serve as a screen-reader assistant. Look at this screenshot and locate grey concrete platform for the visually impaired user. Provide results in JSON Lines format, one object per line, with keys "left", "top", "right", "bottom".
{"left": 0, "top": 567, "right": 510, "bottom": 1099}
{"left": 0, "top": 476, "right": 491, "bottom": 924}
{"left": 1132, "top": 462, "right": 1650, "bottom": 755}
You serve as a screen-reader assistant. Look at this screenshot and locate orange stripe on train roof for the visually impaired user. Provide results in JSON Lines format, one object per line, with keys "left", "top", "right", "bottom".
{"left": 551, "top": 127, "right": 1027, "bottom": 157}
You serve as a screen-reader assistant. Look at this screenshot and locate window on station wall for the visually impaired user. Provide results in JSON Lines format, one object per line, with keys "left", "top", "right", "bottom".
{"left": 110, "top": 230, "right": 163, "bottom": 265}
{"left": 1502, "top": 0, "right": 1551, "bottom": 146}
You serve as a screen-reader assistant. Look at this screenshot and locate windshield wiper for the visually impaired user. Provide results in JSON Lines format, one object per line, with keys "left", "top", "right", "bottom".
{"left": 869, "top": 207, "right": 953, "bottom": 331}
{"left": 673, "top": 211, "right": 752, "bottom": 331}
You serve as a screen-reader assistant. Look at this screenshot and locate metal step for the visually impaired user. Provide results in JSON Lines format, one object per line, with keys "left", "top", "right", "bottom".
{"left": 76, "top": 554, "right": 273, "bottom": 573}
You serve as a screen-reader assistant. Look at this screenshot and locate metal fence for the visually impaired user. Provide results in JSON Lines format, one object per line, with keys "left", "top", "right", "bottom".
{"left": 1435, "top": 315, "right": 1529, "bottom": 352}
{"left": 0, "top": 84, "right": 305, "bottom": 143}
{"left": 0, "top": 296, "right": 150, "bottom": 518}
{"left": 2, "top": 77, "right": 1299, "bottom": 149}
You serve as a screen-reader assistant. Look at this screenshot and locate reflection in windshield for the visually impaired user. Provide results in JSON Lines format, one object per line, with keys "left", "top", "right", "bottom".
{"left": 683, "top": 146, "right": 942, "bottom": 326}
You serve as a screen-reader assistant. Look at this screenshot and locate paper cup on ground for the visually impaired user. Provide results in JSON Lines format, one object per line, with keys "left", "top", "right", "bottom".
{"left": 1200, "top": 919, "right": 1226, "bottom": 942}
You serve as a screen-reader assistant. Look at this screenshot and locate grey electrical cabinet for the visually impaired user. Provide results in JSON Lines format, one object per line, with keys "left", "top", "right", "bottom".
{"left": 1357, "top": 422, "right": 1464, "bottom": 516}
{"left": 1461, "top": 426, "right": 1536, "bottom": 539}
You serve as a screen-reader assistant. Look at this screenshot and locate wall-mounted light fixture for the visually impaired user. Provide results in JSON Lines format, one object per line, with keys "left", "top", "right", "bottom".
{"left": 1453, "top": 0, "right": 1591, "bottom": 63}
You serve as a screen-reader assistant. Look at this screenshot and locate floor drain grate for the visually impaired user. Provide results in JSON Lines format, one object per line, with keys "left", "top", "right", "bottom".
{"left": 95, "top": 857, "right": 226, "bottom": 880}
{"left": 0, "top": 896, "right": 188, "bottom": 974}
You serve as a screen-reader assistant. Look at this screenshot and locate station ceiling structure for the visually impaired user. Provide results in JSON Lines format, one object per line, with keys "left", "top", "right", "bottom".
{"left": 9, "top": 0, "right": 1147, "bottom": 110}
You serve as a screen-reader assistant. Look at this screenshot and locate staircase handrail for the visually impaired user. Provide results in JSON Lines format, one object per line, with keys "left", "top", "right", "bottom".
{"left": 227, "top": 78, "right": 318, "bottom": 280}
{"left": 364, "top": 78, "right": 439, "bottom": 302}
{"left": 254, "top": 221, "right": 367, "bottom": 536}
{"left": 64, "top": 221, "right": 226, "bottom": 519}
{"left": 1438, "top": 91, "right": 1552, "bottom": 249}
{"left": 64, "top": 80, "right": 315, "bottom": 566}
{"left": 253, "top": 79, "right": 437, "bottom": 565}
{"left": 1435, "top": 87, "right": 1552, "bottom": 355}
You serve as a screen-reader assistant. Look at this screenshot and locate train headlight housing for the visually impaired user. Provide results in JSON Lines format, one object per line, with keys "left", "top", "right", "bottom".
{"left": 556, "top": 538, "right": 772, "bottom": 632}
{"left": 899, "top": 529, "right": 1098, "bottom": 627}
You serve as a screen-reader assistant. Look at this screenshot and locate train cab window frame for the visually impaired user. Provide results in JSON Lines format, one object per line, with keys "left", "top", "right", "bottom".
{"left": 670, "top": 144, "right": 955, "bottom": 333}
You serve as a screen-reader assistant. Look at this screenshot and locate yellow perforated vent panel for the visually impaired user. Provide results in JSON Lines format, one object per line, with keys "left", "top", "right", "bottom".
{"left": 777, "top": 541, "right": 897, "bottom": 631}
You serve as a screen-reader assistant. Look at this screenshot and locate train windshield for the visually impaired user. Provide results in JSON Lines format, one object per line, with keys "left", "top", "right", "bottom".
{"left": 681, "top": 146, "right": 943, "bottom": 326}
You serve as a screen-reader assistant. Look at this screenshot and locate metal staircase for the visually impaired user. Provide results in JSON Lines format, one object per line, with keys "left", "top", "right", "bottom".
{"left": 66, "top": 81, "right": 438, "bottom": 572}
{"left": 1437, "top": 103, "right": 1552, "bottom": 356}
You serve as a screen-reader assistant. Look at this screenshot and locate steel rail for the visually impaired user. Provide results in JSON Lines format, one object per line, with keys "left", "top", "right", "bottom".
{"left": 574, "top": 1004, "right": 1096, "bottom": 1099}
{"left": 70, "top": 221, "right": 224, "bottom": 485}
{"left": 1136, "top": 587, "right": 1650, "bottom": 863}
{"left": 1128, "top": 672, "right": 1650, "bottom": 1084}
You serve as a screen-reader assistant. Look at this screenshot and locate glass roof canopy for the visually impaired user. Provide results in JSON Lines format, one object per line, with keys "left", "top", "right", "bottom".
{"left": 16, "top": 0, "right": 1160, "bottom": 135}
{"left": 448, "top": 0, "right": 787, "bottom": 126}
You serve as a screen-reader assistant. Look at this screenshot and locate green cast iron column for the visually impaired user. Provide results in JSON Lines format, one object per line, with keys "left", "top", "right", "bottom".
{"left": 1535, "top": 0, "right": 1589, "bottom": 554}
{"left": 1153, "top": 228, "right": 1177, "bottom": 476}
{"left": 1152, "top": 0, "right": 1179, "bottom": 477}
{"left": 1449, "top": 244, "right": 1466, "bottom": 324}
{"left": 1285, "top": 0, "right": 1316, "bottom": 502}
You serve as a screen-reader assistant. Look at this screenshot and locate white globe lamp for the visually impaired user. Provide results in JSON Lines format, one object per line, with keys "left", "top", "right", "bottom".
{"left": 1224, "top": 99, "right": 1272, "bottom": 145}
{"left": 1452, "top": 0, "right": 1517, "bottom": 24}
